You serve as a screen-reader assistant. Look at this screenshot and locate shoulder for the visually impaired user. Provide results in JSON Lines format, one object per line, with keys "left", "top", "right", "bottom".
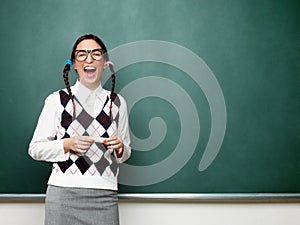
{"left": 44, "top": 86, "right": 72, "bottom": 106}
{"left": 103, "top": 89, "right": 127, "bottom": 106}
{"left": 44, "top": 88, "right": 64, "bottom": 100}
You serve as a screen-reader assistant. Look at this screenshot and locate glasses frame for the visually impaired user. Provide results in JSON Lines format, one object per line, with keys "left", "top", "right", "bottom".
{"left": 75, "top": 48, "right": 104, "bottom": 62}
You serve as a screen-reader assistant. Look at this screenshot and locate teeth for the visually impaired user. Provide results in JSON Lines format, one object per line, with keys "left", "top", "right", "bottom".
{"left": 84, "top": 67, "right": 96, "bottom": 72}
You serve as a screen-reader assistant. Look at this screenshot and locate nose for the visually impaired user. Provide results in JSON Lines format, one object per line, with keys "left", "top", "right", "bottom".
{"left": 86, "top": 53, "right": 93, "bottom": 63}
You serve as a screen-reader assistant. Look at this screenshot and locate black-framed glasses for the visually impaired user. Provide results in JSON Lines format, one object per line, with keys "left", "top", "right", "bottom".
{"left": 75, "top": 48, "right": 104, "bottom": 62}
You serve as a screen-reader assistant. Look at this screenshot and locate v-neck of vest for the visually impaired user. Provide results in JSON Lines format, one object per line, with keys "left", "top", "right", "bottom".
{"left": 73, "top": 95, "right": 110, "bottom": 119}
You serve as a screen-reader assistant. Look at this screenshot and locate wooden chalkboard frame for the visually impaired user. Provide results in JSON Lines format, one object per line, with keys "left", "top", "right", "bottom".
{"left": 1, "top": 193, "right": 300, "bottom": 203}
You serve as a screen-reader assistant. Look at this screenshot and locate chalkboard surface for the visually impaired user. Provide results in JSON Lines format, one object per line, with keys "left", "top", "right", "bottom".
{"left": 0, "top": 0, "right": 299, "bottom": 195}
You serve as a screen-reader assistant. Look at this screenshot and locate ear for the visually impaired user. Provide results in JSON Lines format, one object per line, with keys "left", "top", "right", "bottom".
{"left": 73, "top": 60, "right": 77, "bottom": 70}
{"left": 103, "top": 60, "right": 107, "bottom": 70}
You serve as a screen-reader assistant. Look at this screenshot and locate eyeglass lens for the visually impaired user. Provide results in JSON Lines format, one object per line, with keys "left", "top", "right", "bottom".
{"left": 75, "top": 49, "right": 103, "bottom": 61}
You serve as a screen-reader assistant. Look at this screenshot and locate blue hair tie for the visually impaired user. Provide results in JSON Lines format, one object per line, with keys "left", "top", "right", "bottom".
{"left": 66, "top": 59, "right": 73, "bottom": 67}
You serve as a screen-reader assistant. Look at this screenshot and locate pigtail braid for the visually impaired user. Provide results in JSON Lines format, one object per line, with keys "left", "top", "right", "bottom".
{"left": 108, "top": 62, "right": 116, "bottom": 121}
{"left": 63, "top": 63, "right": 76, "bottom": 120}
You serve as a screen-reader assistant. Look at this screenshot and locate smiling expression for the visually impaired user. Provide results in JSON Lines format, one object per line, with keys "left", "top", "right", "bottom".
{"left": 73, "top": 39, "right": 106, "bottom": 90}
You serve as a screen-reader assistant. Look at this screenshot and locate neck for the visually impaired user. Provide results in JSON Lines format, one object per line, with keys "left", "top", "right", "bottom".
{"left": 78, "top": 80, "right": 100, "bottom": 90}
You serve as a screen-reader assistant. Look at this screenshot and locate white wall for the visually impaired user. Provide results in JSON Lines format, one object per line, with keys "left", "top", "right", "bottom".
{"left": 0, "top": 201, "right": 299, "bottom": 225}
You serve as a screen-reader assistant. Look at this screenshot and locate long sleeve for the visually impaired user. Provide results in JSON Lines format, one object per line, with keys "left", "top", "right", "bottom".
{"left": 28, "top": 92, "right": 68, "bottom": 162}
{"left": 115, "top": 94, "right": 131, "bottom": 163}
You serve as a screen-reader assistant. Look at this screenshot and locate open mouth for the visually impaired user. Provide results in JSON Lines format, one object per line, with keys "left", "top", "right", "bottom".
{"left": 84, "top": 66, "right": 96, "bottom": 75}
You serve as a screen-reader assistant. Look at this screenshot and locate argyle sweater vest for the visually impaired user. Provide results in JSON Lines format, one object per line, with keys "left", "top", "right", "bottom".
{"left": 47, "top": 90, "right": 122, "bottom": 190}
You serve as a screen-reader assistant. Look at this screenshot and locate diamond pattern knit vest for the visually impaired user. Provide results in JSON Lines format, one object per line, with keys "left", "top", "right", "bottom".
{"left": 54, "top": 90, "right": 121, "bottom": 177}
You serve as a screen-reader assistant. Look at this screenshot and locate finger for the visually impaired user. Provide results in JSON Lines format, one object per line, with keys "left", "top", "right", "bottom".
{"left": 109, "top": 142, "right": 123, "bottom": 151}
{"left": 115, "top": 148, "right": 123, "bottom": 158}
{"left": 75, "top": 143, "right": 90, "bottom": 150}
{"left": 79, "top": 136, "right": 95, "bottom": 143}
{"left": 104, "top": 137, "right": 119, "bottom": 145}
{"left": 106, "top": 135, "right": 119, "bottom": 141}
{"left": 105, "top": 142, "right": 119, "bottom": 149}
{"left": 81, "top": 142, "right": 91, "bottom": 149}
{"left": 76, "top": 148, "right": 87, "bottom": 154}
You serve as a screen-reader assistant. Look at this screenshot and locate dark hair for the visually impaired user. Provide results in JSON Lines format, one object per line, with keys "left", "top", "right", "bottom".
{"left": 63, "top": 34, "right": 116, "bottom": 120}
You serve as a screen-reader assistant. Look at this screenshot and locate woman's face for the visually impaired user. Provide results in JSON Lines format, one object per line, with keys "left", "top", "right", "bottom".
{"left": 73, "top": 39, "right": 106, "bottom": 90}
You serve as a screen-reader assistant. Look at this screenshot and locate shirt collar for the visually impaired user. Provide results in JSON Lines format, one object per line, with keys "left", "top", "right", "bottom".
{"left": 73, "top": 80, "right": 107, "bottom": 103}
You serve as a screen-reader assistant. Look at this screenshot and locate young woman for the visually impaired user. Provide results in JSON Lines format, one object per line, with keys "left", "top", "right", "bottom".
{"left": 29, "top": 34, "right": 131, "bottom": 225}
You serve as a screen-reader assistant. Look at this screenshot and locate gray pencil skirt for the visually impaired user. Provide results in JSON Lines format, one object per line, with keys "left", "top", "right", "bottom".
{"left": 45, "top": 185, "right": 119, "bottom": 225}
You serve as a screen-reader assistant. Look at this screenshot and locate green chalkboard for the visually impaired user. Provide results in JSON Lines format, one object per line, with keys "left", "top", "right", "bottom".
{"left": 0, "top": 0, "right": 299, "bottom": 195}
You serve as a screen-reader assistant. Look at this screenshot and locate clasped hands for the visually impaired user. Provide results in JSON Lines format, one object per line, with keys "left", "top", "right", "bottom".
{"left": 63, "top": 136, "right": 124, "bottom": 158}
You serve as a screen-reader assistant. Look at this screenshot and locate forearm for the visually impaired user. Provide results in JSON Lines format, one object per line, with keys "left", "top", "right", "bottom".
{"left": 29, "top": 139, "right": 68, "bottom": 162}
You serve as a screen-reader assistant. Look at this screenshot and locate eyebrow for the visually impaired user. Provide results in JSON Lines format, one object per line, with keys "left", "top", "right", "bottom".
{"left": 75, "top": 48, "right": 102, "bottom": 52}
